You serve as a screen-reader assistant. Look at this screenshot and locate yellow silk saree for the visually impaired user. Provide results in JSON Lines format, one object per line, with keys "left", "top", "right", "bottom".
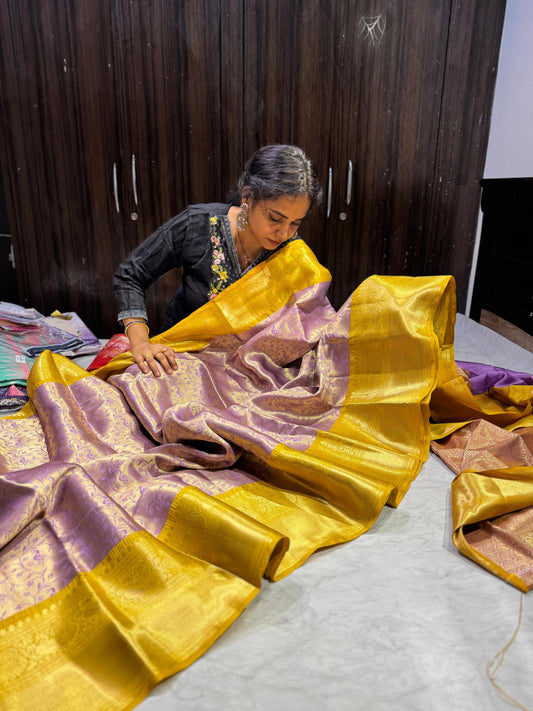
{"left": 3, "top": 238, "right": 528, "bottom": 710}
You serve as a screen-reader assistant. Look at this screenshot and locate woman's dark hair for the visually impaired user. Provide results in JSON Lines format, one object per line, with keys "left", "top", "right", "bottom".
{"left": 230, "top": 144, "right": 323, "bottom": 209}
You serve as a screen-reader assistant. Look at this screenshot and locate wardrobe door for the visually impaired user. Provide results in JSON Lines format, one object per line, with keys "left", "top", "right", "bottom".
{"left": 242, "top": 0, "right": 338, "bottom": 266}
{"left": 242, "top": 0, "right": 505, "bottom": 311}
{"left": 0, "top": 1, "right": 115, "bottom": 328}
{"left": 93, "top": 0, "right": 229, "bottom": 334}
{"left": 326, "top": 0, "right": 452, "bottom": 308}
{"left": 330, "top": 0, "right": 506, "bottom": 311}
{"left": 0, "top": 0, "right": 233, "bottom": 336}
{"left": 243, "top": 0, "right": 453, "bottom": 306}
{"left": 423, "top": 0, "right": 507, "bottom": 308}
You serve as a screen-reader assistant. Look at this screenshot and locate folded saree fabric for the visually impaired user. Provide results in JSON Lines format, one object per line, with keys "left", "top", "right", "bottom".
{"left": 86, "top": 333, "right": 130, "bottom": 370}
{"left": 0, "top": 384, "right": 27, "bottom": 410}
{"left": 0, "top": 304, "right": 100, "bottom": 392}
{"left": 0, "top": 328, "right": 35, "bottom": 388}
{"left": 456, "top": 360, "right": 533, "bottom": 395}
{"left": 430, "top": 358, "right": 533, "bottom": 593}
{"left": 0, "top": 311, "right": 82, "bottom": 358}
{"left": 41, "top": 311, "right": 101, "bottom": 357}
{"left": 0, "top": 239, "right": 462, "bottom": 709}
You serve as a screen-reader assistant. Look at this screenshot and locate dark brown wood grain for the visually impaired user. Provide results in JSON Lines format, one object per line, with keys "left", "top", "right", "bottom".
{"left": 0, "top": 1, "right": 96, "bottom": 319}
{"left": 0, "top": 0, "right": 226, "bottom": 336}
{"left": 101, "top": 0, "right": 225, "bottom": 332}
{"left": 424, "top": 0, "right": 508, "bottom": 309}
{"left": 242, "top": 0, "right": 338, "bottom": 265}
{"left": 220, "top": 0, "right": 245, "bottom": 195}
{"left": 323, "top": 0, "right": 453, "bottom": 308}
{"left": 241, "top": 0, "right": 506, "bottom": 311}
{"left": 0, "top": 0, "right": 506, "bottom": 336}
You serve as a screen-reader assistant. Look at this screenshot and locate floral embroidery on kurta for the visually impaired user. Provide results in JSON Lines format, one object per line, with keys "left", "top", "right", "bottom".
{"left": 207, "top": 216, "right": 239, "bottom": 300}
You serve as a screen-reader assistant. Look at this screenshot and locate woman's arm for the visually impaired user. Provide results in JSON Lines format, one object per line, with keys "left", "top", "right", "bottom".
{"left": 113, "top": 211, "right": 191, "bottom": 323}
{"left": 114, "top": 210, "right": 193, "bottom": 376}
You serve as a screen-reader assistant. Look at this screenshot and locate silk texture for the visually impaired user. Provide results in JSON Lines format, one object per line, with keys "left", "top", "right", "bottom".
{"left": 1, "top": 240, "right": 456, "bottom": 710}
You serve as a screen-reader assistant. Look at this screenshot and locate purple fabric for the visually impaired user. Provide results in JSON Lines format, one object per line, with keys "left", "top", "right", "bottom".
{"left": 456, "top": 361, "right": 533, "bottom": 395}
{"left": 0, "top": 279, "right": 344, "bottom": 619}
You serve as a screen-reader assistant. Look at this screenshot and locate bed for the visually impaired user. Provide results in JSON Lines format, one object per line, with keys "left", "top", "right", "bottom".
{"left": 1, "top": 247, "right": 532, "bottom": 711}
{"left": 136, "top": 313, "right": 533, "bottom": 711}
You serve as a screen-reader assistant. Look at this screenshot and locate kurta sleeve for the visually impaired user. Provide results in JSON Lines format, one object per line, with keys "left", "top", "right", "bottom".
{"left": 113, "top": 208, "right": 192, "bottom": 324}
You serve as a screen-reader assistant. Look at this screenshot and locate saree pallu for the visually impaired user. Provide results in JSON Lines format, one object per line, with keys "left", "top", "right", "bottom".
{"left": 0, "top": 239, "right": 457, "bottom": 710}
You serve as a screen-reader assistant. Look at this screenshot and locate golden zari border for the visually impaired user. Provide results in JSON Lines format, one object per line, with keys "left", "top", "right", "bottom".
{"left": 263, "top": 274, "right": 457, "bottom": 533}
{"left": 0, "top": 500, "right": 267, "bottom": 710}
{"left": 215, "top": 275, "right": 459, "bottom": 580}
{"left": 451, "top": 466, "right": 533, "bottom": 593}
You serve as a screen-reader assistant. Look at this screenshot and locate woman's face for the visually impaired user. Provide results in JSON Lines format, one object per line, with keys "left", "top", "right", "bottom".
{"left": 245, "top": 194, "right": 311, "bottom": 251}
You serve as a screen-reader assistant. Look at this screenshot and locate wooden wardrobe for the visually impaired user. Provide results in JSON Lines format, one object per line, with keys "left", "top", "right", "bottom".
{"left": 0, "top": 0, "right": 506, "bottom": 336}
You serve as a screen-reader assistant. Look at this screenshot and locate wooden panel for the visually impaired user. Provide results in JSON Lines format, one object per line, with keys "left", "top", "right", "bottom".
{"left": 95, "top": 0, "right": 226, "bottom": 334}
{"left": 0, "top": 1, "right": 101, "bottom": 319}
{"left": 242, "top": 0, "right": 338, "bottom": 264}
{"left": 325, "top": 0, "right": 452, "bottom": 308}
{"left": 220, "top": 0, "right": 246, "bottom": 195}
{"left": 0, "top": 0, "right": 506, "bottom": 334}
{"left": 425, "top": 0, "right": 507, "bottom": 311}
{"left": 0, "top": 0, "right": 230, "bottom": 336}
{"left": 117, "top": 0, "right": 224, "bottom": 220}
{"left": 241, "top": 0, "right": 505, "bottom": 312}
{"left": 71, "top": 2, "right": 132, "bottom": 334}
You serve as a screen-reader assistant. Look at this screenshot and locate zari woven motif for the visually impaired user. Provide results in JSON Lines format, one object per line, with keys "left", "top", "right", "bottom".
{"left": 1, "top": 239, "right": 532, "bottom": 710}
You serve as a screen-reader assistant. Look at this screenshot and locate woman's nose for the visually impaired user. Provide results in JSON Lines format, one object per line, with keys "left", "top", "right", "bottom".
{"left": 277, "top": 224, "right": 290, "bottom": 239}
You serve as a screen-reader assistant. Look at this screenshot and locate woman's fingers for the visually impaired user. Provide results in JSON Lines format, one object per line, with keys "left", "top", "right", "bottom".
{"left": 136, "top": 346, "right": 177, "bottom": 377}
{"left": 132, "top": 351, "right": 150, "bottom": 374}
{"left": 145, "top": 351, "right": 162, "bottom": 377}
{"left": 159, "top": 347, "right": 178, "bottom": 371}
{"left": 153, "top": 347, "right": 177, "bottom": 375}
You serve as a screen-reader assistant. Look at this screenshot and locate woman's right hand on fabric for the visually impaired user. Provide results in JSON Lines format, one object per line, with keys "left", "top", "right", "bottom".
{"left": 124, "top": 320, "right": 178, "bottom": 377}
{"left": 131, "top": 341, "right": 177, "bottom": 377}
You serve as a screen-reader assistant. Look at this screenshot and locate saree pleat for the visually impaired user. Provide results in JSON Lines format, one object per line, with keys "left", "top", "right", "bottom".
{"left": 1, "top": 240, "right": 468, "bottom": 709}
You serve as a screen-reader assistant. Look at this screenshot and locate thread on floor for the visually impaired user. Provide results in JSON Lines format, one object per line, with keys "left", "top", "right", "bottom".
{"left": 486, "top": 593, "right": 531, "bottom": 710}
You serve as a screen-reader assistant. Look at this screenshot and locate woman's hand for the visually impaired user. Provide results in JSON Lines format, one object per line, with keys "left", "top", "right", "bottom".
{"left": 123, "top": 319, "right": 178, "bottom": 377}
{"left": 131, "top": 341, "right": 178, "bottom": 377}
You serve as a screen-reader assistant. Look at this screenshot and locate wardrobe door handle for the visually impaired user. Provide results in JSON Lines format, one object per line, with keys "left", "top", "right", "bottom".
{"left": 131, "top": 154, "right": 138, "bottom": 205}
{"left": 346, "top": 159, "right": 353, "bottom": 206}
{"left": 113, "top": 163, "right": 120, "bottom": 213}
{"left": 327, "top": 167, "right": 333, "bottom": 218}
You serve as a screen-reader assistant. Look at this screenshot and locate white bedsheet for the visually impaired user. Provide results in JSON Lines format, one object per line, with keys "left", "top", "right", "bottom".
{"left": 137, "top": 314, "right": 533, "bottom": 711}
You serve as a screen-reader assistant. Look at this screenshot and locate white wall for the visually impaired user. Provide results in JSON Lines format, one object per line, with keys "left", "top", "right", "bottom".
{"left": 483, "top": 0, "right": 533, "bottom": 178}
{"left": 466, "top": 0, "right": 533, "bottom": 313}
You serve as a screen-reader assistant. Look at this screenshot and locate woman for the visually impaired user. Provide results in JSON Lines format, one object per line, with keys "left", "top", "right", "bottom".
{"left": 113, "top": 144, "right": 323, "bottom": 376}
